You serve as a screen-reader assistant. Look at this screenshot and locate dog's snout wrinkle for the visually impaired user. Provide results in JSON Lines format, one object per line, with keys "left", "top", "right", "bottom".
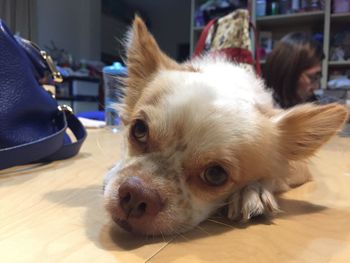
{"left": 118, "top": 176, "right": 163, "bottom": 219}
{"left": 116, "top": 219, "right": 133, "bottom": 232}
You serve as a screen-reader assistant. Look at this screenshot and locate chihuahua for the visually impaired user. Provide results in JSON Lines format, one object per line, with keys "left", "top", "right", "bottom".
{"left": 103, "top": 17, "right": 348, "bottom": 236}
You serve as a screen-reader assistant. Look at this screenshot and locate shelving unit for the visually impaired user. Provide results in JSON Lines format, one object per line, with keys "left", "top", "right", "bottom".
{"left": 190, "top": 0, "right": 350, "bottom": 92}
{"left": 189, "top": 0, "right": 248, "bottom": 55}
{"left": 329, "top": 61, "right": 350, "bottom": 67}
{"left": 56, "top": 76, "right": 102, "bottom": 114}
{"left": 328, "top": 8, "right": 350, "bottom": 96}
{"left": 256, "top": 10, "right": 324, "bottom": 27}
{"left": 194, "top": 26, "right": 204, "bottom": 31}
{"left": 331, "top": 12, "right": 350, "bottom": 21}
{"left": 252, "top": 1, "right": 350, "bottom": 91}
{"left": 190, "top": 0, "right": 206, "bottom": 55}
{"left": 252, "top": 1, "right": 332, "bottom": 89}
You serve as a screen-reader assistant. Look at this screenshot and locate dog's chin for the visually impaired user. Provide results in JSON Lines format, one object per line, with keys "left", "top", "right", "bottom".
{"left": 112, "top": 217, "right": 194, "bottom": 236}
{"left": 104, "top": 161, "right": 217, "bottom": 236}
{"left": 106, "top": 201, "right": 197, "bottom": 236}
{"left": 110, "top": 213, "right": 194, "bottom": 236}
{"left": 115, "top": 218, "right": 133, "bottom": 233}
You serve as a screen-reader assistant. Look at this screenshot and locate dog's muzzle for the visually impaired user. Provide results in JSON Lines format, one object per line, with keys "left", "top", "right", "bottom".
{"left": 114, "top": 176, "right": 164, "bottom": 232}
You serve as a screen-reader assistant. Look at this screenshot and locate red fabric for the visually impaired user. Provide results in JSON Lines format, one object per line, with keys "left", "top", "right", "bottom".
{"left": 192, "top": 18, "right": 261, "bottom": 76}
{"left": 250, "top": 22, "right": 261, "bottom": 76}
{"left": 193, "top": 19, "right": 216, "bottom": 58}
{"left": 210, "top": 48, "right": 254, "bottom": 65}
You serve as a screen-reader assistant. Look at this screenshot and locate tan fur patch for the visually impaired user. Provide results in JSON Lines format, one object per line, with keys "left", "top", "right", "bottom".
{"left": 123, "top": 16, "right": 196, "bottom": 122}
{"left": 274, "top": 103, "right": 348, "bottom": 160}
{"left": 104, "top": 16, "right": 349, "bottom": 236}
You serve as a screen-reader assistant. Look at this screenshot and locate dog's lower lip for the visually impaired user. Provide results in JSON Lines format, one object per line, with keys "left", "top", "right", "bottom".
{"left": 116, "top": 219, "right": 133, "bottom": 232}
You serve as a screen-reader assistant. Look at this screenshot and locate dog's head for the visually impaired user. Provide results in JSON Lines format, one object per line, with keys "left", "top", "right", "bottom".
{"left": 104, "top": 17, "right": 348, "bottom": 235}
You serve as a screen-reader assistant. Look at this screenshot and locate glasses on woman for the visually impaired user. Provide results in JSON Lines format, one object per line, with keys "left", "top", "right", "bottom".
{"left": 303, "top": 72, "right": 322, "bottom": 85}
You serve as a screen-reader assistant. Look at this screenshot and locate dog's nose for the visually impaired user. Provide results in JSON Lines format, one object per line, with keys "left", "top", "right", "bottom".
{"left": 118, "top": 176, "right": 163, "bottom": 218}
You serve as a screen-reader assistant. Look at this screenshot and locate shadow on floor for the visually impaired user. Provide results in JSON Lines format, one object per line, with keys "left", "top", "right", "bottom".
{"left": 44, "top": 185, "right": 332, "bottom": 254}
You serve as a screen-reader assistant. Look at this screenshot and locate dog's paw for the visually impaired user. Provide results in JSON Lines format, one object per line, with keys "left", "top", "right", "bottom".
{"left": 227, "top": 182, "right": 281, "bottom": 222}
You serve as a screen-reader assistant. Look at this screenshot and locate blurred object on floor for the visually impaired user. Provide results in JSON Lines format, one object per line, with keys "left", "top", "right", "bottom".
{"left": 78, "top": 117, "right": 106, "bottom": 129}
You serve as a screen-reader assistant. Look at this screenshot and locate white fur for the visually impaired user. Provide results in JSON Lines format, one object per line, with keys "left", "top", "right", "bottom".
{"left": 104, "top": 18, "right": 347, "bottom": 236}
{"left": 104, "top": 58, "right": 279, "bottom": 235}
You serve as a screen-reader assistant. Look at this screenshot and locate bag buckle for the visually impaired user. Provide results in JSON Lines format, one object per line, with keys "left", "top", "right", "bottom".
{"left": 58, "top": 105, "right": 74, "bottom": 114}
{"left": 40, "top": 50, "right": 63, "bottom": 83}
{"left": 22, "top": 38, "right": 63, "bottom": 83}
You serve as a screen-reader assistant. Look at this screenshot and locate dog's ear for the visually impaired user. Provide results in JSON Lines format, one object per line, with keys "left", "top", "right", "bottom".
{"left": 273, "top": 103, "right": 348, "bottom": 160}
{"left": 123, "top": 16, "right": 179, "bottom": 120}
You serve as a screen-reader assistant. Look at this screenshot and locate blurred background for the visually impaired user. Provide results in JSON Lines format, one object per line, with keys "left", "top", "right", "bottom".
{"left": 1, "top": 0, "right": 349, "bottom": 115}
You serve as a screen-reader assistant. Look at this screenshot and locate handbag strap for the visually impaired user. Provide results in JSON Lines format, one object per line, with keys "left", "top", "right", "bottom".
{"left": 0, "top": 110, "right": 87, "bottom": 170}
{"left": 193, "top": 15, "right": 262, "bottom": 76}
{"left": 250, "top": 22, "right": 261, "bottom": 76}
{"left": 41, "top": 111, "right": 87, "bottom": 162}
{"left": 192, "top": 19, "right": 216, "bottom": 58}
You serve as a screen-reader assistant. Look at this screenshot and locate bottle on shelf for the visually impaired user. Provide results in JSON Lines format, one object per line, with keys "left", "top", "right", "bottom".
{"left": 256, "top": 0, "right": 267, "bottom": 17}
{"left": 291, "top": 0, "right": 300, "bottom": 13}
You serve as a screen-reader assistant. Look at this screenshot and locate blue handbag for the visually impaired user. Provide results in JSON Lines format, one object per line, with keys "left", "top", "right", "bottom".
{"left": 0, "top": 20, "right": 87, "bottom": 170}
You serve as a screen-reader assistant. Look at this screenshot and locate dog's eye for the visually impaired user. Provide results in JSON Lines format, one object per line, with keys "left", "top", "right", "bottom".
{"left": 131, "top": 119, "right": 148, "bottom": 142}
{"left": 202, "top": 165, "right": 228, "bottom": 186}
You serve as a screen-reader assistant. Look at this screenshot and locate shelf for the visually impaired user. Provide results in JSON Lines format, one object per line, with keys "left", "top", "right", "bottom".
{"left": 331, "top": 12, "right": 350, "bottom": 18}
{"left": 193, "top": 26, "right": 204, "bottom": 31}
{"left": 330, "top": 12, "right": 350, "bottom": 24}
{"left": 328, "top": 61, "right": 350, "bottom": 67}
{"left": 326, "top": 87, "right": 350, "bottom": 91}
{"left": 63, "top": 76, "right": 100, "bottom": 83}
{"left": 256, "top": 11, "right": 324, "bottom": 27}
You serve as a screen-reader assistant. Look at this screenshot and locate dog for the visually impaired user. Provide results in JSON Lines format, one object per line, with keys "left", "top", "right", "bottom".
{"left": 103, "top": 16, "right": 348, "bottom": 236}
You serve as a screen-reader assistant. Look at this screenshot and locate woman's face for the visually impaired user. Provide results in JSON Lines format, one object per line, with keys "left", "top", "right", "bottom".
{"left": 297, "top": 64, "right": 322, "bottom": 102}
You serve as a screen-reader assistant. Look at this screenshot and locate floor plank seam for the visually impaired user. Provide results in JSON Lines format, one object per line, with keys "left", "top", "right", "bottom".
{"left": 144, "top": 237, "right": 175, "bottom": 263}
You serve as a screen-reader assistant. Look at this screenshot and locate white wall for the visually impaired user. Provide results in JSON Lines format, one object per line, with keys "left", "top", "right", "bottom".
{"left": 36, "top": 0, "right": 101, "bottom": 61}
{"left": 101, "top": 0, "right": 191, "bottom": 61}
{"left": 101, "top": 14, "right": 128, "bottom": 60}
{"left": 129, "top": 0, "right": 190, "bottom": 59}
{"left": 35, "top": 0, "right": 190, "bottom": 62}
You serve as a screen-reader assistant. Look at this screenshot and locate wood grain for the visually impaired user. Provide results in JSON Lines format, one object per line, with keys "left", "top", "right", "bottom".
{"left": 1, "top": 130, "right": 350, "bottom": 263}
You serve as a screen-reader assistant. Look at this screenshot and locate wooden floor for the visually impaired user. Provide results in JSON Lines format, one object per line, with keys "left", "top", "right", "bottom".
{"left": 1, "top": 129, "right": 350, "bottom": 263}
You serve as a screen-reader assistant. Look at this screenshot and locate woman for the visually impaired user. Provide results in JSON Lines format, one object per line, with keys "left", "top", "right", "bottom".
{"left": 263, "top": 32, "right": 324, "bottom": 108}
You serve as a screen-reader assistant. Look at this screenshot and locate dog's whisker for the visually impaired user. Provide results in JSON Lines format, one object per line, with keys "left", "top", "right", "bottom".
{"left": 194, "top": 225, "right": 211, "bottom": 235}
{"left": 160, "top": 230, "right": 166, "bottom": 243}
{"left": 217, "top": 200, "right": 235, "bottom": 206}
{"left": 95, "top": 132, "right": 121, "bottom": 164}
{"left": 164, "top": 224, "right": 188, "bottom": 241}
{"left": 207, "top": 218, "right": 234, "bottom": 228}
{"left": 173, "top": 229, "right": 189, "bottom": 241}
{"left": 209, "top": 213, "right": 226, "bottom": 219}
{"left": 179, "top": 221, "right": 210, "bottom": 235}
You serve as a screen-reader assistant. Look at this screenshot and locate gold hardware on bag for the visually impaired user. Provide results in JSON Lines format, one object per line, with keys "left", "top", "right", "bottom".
{"left": 22, "top": 38, "right": 64, "bottom": 84}
{"left": 58, "top": 105, "right": 73, "bottom": 114}
{"left": 43, "top": 84, "right": 56, "bottom": 98}
{"left": 40, "top": 50, "right": 63, "bottom": 83}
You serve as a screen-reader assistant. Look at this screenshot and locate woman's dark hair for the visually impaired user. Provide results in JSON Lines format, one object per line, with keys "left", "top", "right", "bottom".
{"left": 262, "top": 32, "right": 324, "bottom": 108}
